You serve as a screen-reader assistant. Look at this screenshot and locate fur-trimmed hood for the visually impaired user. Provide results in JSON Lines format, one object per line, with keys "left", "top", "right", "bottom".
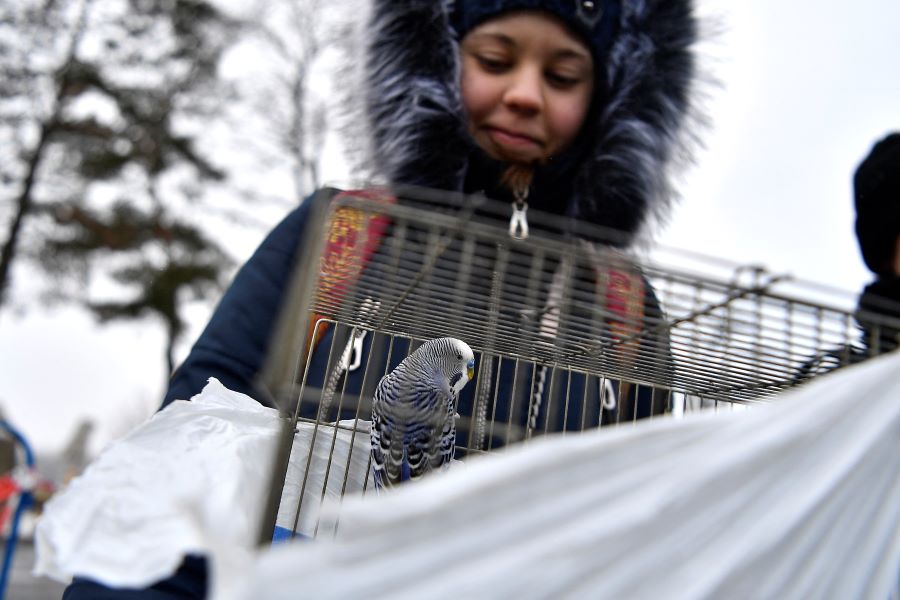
{"left": 364, "top": 0, "right": 700, "bottom": 246}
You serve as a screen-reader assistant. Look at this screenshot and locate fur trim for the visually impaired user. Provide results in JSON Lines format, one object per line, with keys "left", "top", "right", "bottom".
{"left": 364, "top": 0, "right": 701, "bottom": 245}
{"left": 576, "top": 0, "right": 698, "bottom": 238}
{"left": 365, "top": 0, "right": 470, "bottom": 192}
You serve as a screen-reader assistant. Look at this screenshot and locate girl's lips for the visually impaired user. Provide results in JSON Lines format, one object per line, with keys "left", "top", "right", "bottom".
{"left": 487, "top": 126, "right": 541, "bottom": 148}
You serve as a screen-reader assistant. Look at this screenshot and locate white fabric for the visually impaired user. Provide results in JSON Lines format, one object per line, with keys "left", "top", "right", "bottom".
{"left": 222, "top": 351, "right": 900, "bottom": 600}
{"left": 32, "top": 353, "right": 900, "bottom": 598}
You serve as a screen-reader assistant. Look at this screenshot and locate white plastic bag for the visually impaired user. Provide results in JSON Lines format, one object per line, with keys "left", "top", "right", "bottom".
{"left": 33, "top": 378, "right": 373, "bottom": 590}
{"left": 33, "top": 379, "right": 279, "bottom": 588}
{"left": 275, "top": 419, "right": 372, "bottom": 539}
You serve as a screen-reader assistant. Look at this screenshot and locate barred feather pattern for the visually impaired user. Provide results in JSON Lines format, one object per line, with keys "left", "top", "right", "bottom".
{"left": 370, "top": 337, "right": 475, "bottom": 490}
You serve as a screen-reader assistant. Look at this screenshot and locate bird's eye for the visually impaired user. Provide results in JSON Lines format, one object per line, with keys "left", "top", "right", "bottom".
{"left": 457, "top": 353, "right": 462, "bottom": 360}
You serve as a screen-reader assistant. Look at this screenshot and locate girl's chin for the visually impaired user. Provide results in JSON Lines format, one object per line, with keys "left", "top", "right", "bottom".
{"left": 483, "top": 143, "right": 544, "bottom": 165}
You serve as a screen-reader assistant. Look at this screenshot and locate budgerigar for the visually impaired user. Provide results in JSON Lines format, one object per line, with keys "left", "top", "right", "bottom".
{"left": 370, "top": 337, "right": 475, "bottom": 490}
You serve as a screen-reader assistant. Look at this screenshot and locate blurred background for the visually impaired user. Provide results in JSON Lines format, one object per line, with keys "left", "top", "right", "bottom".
{"left": 1, "top": 0, "right": 898, "bottom": 496}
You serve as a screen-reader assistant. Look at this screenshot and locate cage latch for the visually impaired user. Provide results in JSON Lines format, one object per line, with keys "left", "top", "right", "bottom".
{"left": 346, "top": 330, "right": 367, "bottom": 372}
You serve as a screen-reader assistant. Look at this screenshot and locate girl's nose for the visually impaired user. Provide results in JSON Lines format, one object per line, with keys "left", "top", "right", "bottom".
{"left": 502, "top": 66, "right": 543, "bottom": 114}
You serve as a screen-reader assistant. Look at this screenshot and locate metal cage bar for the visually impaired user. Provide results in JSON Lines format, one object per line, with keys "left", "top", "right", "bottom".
{"left": 258, "top": 188, "right": 900, "bottom": 542}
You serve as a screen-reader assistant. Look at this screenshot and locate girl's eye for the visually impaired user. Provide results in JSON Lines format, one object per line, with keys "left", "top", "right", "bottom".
{"left": 546, "top": 72, "right": 581, "bottom": 89}
{"left": 476, "top": 55, "right": 509, "bottom": 72}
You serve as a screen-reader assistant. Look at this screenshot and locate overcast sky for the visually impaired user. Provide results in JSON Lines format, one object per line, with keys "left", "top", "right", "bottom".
{"left": 2, "top": 0, "right": 899, "bottom": 459}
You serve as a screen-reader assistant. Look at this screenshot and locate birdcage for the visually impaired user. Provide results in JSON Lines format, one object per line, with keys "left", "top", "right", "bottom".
{"left": 254, "top": 187, "right": 900, "bottom": 543}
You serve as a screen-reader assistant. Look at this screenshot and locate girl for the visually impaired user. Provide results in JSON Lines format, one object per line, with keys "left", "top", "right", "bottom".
{"left": 163, "top": 0, "right": 698, "bottom": 413}
{"left": 64, "top": 1, "right": 700, "bottom": 597}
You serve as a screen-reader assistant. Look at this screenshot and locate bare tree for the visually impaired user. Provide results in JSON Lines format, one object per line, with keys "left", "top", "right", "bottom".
{"left": 226, "top": 0, "right": 361, "bottom": 202}
{"left": 0, "top": 0, "right": 378, "bottom": 380}
{"left": 0, "top": 0, "right": 241, "bottom": 379}
{"left": 0, "top": 0, "right": 93, "bottom": 306}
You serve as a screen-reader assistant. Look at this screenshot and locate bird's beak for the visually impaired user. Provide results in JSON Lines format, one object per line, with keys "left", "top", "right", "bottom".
{"left": 467, "top": 359, "right": 475, "bottom": 381}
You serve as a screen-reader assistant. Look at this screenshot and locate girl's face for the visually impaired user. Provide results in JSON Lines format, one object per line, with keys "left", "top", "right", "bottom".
{"left": 460, "top": 11, "right": 594, "bottom": 165}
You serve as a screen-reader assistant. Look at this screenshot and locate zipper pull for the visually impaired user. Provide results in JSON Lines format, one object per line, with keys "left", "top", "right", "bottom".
{"left": 509, "top": 186, "right": 529, "bottom": 240}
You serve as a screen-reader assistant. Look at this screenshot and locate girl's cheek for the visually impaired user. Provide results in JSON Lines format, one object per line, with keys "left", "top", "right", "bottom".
{"left": 554, "top": 104, "right": 590, "bottom": 144}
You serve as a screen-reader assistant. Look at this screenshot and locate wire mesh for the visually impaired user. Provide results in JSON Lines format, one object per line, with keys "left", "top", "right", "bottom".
{"left": 257, "top": 187, "right": 900, "bottom": 542}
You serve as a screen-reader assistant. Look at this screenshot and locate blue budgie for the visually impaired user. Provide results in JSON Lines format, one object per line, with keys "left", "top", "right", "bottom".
{"left": 370, "top": 337, "right": 476, "bottom": 490}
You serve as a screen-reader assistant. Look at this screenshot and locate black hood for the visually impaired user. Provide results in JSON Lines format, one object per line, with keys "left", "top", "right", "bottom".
{"left": 364, "top": 0, "right": 700, "bottom": 246}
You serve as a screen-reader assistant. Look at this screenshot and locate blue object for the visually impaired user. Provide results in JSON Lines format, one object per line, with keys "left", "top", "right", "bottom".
{"left": 0, "top": 420, "right": 36, "bottom": 600}
{"left": 271, "top": 526, "right": 308, "bottom": 543}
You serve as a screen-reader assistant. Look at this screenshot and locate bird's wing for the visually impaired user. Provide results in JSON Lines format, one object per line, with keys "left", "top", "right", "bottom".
{"left": 436, "top": 391, "right": 457, "bottom": 471}
{"left": 402, "top": 386, "right": 449, "bottom": 482}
